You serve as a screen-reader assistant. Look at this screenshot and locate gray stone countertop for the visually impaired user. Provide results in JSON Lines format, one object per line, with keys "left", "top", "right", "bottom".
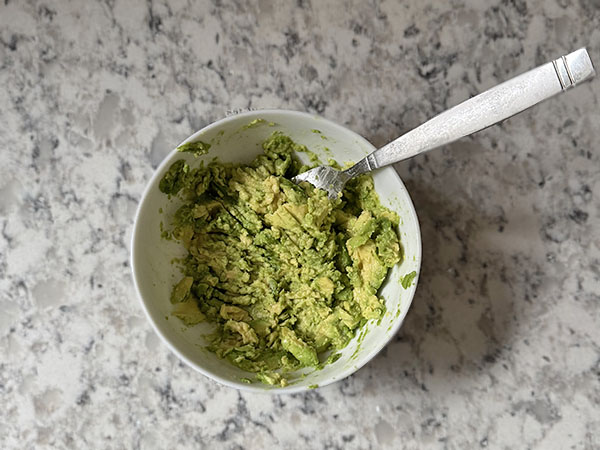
{"left": 1, "top": 0, "right": 599, "bottom": 448}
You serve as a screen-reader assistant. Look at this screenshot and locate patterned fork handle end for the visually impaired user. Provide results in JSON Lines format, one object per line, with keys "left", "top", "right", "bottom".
{"left": 553, "top": 48, "right": 595, "bottom": 90}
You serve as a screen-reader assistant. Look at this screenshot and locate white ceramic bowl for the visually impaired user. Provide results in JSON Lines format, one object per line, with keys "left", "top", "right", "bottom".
{"left": 131, "top": 110, "right": 421, "bottom": 393}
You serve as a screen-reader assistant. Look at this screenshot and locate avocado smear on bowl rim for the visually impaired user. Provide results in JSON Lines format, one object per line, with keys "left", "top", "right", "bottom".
{"left": 159, "top": 132, "right": 402, "bottom": 386}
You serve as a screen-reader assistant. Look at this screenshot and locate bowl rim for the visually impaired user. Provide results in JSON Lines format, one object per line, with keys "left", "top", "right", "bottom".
{"left": 131, "top": 109, "right": 422, "bottom": 394}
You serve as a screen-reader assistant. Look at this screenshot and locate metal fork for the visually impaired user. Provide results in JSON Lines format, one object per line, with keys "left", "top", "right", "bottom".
{"left": 293, "top": 48, "right": 595, "bottom": 198}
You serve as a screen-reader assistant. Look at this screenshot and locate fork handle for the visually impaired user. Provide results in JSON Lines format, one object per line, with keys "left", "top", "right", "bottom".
{"left": 350, "top": 48, "right": 595, "bottom": 174}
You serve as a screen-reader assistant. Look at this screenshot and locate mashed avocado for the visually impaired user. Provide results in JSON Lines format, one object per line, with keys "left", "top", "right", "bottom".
{"left": 159, "top": 133, "right": 402, "bottom": 386}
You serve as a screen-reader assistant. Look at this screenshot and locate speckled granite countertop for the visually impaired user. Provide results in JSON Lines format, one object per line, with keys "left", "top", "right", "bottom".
{"left": 1, "top": 0, "right": 599, "bottom": 448}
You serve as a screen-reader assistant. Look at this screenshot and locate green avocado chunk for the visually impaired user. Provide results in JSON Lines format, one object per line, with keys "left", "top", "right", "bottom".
{"left": 177, "top": 140, "right": 211, "bottom": 157}
{"left": 160, "top": 132, "right": 403, "bottom": 385}
{"left": 170, "top": 276, "right": 194, "bottom": 303}
{"left": 279, "top": 327, "right": 319, "bottom": 367}
{"left": 172, "top": 299, "right": 206, "bottom": 326}
{"left": 401, "top": 270, "right": 417, "bottom": 289}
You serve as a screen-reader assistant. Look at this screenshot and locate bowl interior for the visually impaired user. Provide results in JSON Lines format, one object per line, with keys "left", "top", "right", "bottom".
{"left": 132, "top": 110, "right": 421, "bottom": 393}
